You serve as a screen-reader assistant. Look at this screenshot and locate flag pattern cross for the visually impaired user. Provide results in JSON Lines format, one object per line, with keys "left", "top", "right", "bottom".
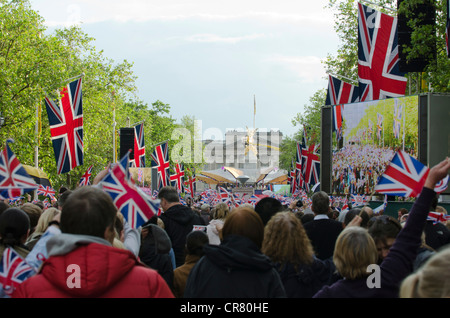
{"left": 133, "top": 123, "right": 145, "bottom": 168}
{"left": 357, "top": 2, "right": 407, "bottom": 101}
{"left": 0, "top": 140, "right": 38, "bottom": 199}
{"left": 325, "top": 74, "right": 359, "bottom": 106}
{"left": 375, "top": 150, "right": 429, "bottom": 197}
{"left": 78, "top": 164, "right": 93, "bottom": 187}
{"left": 36, "top": 184, "right": 56, "bottom": 201}
{"left": 150, "top": 142, "right": 170, "bottom": 190}
{"left": 44, "top": 78, "right": 83, "bottom": 174}
{"left": 170, "top": 162, "right": 185, "bottom": 193}
{"left": 100, "top": 152, "right": 160, "bottom": 228}
{"left": 0, "top": 247, "right": 36, "bottom": 295}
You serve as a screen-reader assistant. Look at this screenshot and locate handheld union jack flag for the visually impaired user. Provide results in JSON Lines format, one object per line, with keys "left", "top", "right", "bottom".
{"left": 150, "top": 141, "right": 170, "bottom": 190}
{"left": 36, "top": 184, "right": 56, "bottom": 201}
{"left": 351, "top": 194, "right": 369, "bottom": 207}
{"left": 0, "top": 140, "right": 38, "bottom": 199}
{"left": 325, "top": 74, "right": 359, "bottom": 106}
{"left": 357, "top": 3, "right": 407, "bottom": 101}
{"left": 375, "top": 150, "right": 429, "bottom": 197}
{"left": 78, "top": 164, "right": 93, "bottom": 186}
{"left": 170, "top": 162, "right": 185, "bottom": 193}
{"left": 100, "top": 152, "right": 160, "bottom": 229}
{"left": 0, "top": 247, "right": 36, "bottom": 295}
{"left": 132, "top": 123, "right": 145, "bottom": 168}
{"left": 44, "top": 78, "right": 83, "bottom": 174}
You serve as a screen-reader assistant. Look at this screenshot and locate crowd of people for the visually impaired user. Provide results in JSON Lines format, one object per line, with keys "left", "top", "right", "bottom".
{"left": 0, "top": 158, "right": 450, "bottom": 298}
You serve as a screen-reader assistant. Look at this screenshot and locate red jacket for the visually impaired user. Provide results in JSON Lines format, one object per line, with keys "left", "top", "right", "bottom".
{"left": 14, "top": 242, "right": 174, "bottom": 298}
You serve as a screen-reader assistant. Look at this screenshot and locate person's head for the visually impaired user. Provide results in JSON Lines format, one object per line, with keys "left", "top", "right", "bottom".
{"left": 57, "top": 189, "right": 72, "bottom": 210}
{"left": 34, "top": 207, "right": 60, "bottom": 234}
{"left": 20, "top": 202, "right": 42, "bottom": 233}
{"left": 185, "top": 230, "right": 209, "bottom": 257}
{"left": 0, "top": 208, "right": 30, "bottom": 247}
{"left": 368, "top": 215, "right": 402, "bottom": 262}
{"left": 311, "top": 191, "right": 330, "bottom": 215}
{"left": 213, "top": 202, "right": 229, "bottom": 220}
{"left": 397, "top": 208, "right": 409, "bottom": 220}
{"left": 400, "top": 246, "right": 450, "bottom": 298}
{"left": 262, "top": 212, "right": 314, "bottom": 269}
{"left": 254, "top": 197, "right": 283, "bottom": 225}
{"left": 0, "top": 201, "right": 10, "bottom": 216}
{"left": 222, "top": 207, "right": 264, "bottom": 248}
{"left": 361, "top": 206, "right": 374, "bottom": 218}
{"left": 157, "top": 186, "right": 180, "bottom": 211}
{"left": 344, "top": 208, "right": 370, "bottom": 228}
{"left": 60, "top": 186, "right": 117, "bottom": 244}
{"left": 201, "top": 204, "right": 210, "bottom": 213}
{"left": 333, "top": 226, "right": 378, "bottom": 280}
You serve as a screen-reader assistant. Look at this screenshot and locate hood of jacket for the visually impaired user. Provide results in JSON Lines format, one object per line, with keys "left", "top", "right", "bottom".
{"left": 142, "top": 224, "right": 172, "bottom": 254}
{"left": 203, "top": 234, "right": 274, "bottom": 272}
{"left": 42, "top": 233, "right": 138, "bottom": 297}
{"left": 162, "top": 204, "right": 197, "bottom": 225}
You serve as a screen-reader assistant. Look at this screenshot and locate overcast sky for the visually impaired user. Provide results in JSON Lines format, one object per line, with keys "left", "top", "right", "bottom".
{"left": 30, "top": 0, "right": 339, "bottom": 139}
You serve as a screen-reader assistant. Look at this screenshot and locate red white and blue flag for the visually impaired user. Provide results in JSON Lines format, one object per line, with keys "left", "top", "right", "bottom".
{"left": 132, "top": 123, "right": 145, "bottom": 168}
{"left": 357, "top": 2, "right": 407, "bottom": 101}
{"left": 100, "top": 152, "right": 160, "bottom": 228}
{"left": 375, "top": 150, "right": 429, "bottom": 197}
{"left": 0, "top": 247, "right": 36, "bottom": 295}
{"left": 351, "top": 193, "right": 369, "bottom": 207}
{"left": 36, "top": 184, "right": 56, "bottom": 201}
{"left": 0, "top": 140, "right": 38, "bottom": 199}
{"left": 170, "top": 162, "right": 185, "bottom": 193}
{"left": 300, "top": 132, "right": 320, "bottom": 191}
{"left": 150, "top": 141, "right": 170, "bottom": 190}
{"left": 78, "top": 164, "right": 93, "bottom": 186}
{"left": 325, "top": 74, "right": 359, "bottom": 106}
{"left": 44, "top": 78, "right": 83, "bottom": 174}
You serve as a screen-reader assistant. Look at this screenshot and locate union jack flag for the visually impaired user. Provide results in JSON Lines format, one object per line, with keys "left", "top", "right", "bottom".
{"left": 332, "top": 104, "right": 344, "bottom": 141}
{"left": 377, "top": 113, "right": 383, "bottom": 139}
{"left": 170, "top": 162, "right": 185, "bottom": 193}
{"left": 78, "top": 164, "right": 93, "bottom": 186}
{"left": 434, "top": 175, "right": 449, "bottom": 194}
{"left": 132, "top": 123, "right": 145, "bottom": 168}
{"left": 36, "top": 184, "right": 56, "bottom": 200}
{"left": 185, "top": 168, "right": 196, "bottom": 196}
{"left": 358, "top": 3, "right": 407, "bottom": 101}
{"left": 150, "top": 141, "right": 170, "bottom": 190}
{"left": 218, "top": 186, "right": 230, "bottom": 203}
{"left": 0, "top": 140, "right": 38, "bottom": 199}
{"left": 44, "top": 78, "right": 83, "bottom": 174}
{"left": 100, "top": 152, "right": 160, "bottom": 228}
{"left": 0, "top": 247, "right": 36, "bottom": 295}
{"left": 325, "top": 74, "right": 359, "bottom": 106}
{"left": 300, "top": 134, "right": 320, "bottom": 191}
{"left": 393, "top": 101, "right": 402, "bottom": 139}
{"left": 351, "top": 193, "right": 369, "bottom": 207}
{"left": 375, "top": 150, "right": 429, "bottom": 197}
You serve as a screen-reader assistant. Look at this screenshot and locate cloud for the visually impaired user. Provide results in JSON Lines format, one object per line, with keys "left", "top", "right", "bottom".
{"left": 185, "top": 33, "right": 267, "bottom": 44}
{"left": 265, "top": 55, "right": 327, "bottom": 83}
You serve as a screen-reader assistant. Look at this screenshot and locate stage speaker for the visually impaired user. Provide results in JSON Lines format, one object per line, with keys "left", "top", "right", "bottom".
{"left": 119, "top": 127, "right": 135, "bottom": 160}
{"left": 397, "top": 0, "right": 436, "bottom": 73}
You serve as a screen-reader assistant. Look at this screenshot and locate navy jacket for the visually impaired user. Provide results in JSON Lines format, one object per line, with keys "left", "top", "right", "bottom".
{"left": 184, "top": 235, "right": 286, "bottom": 298}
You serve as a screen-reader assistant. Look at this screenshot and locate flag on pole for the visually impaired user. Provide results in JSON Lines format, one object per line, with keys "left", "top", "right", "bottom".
{"left": 0, "top": 140, "right": 38, "bottom": 199}
{"left": 44, "top": 78, "right": 83, "bottom": 174}
{"left": 170, "top": 162, "right": 185, "bottom": 193}
{"left": 332, "top": 104, "right": 344, "bottom": 141}
{"left": 132, "top": 123, "right": 145, "bottom": 168}
{"left": 99, "top": 152, "right": 160, "bottom": 228}
{"left": 357, "top": 2, "right": 407, "bottom": 101}
{"left": 325, "top": 74, "right": 359, "bottom": 105}
{"left": 150, "top": 141, "right": 170, "bottom": 190}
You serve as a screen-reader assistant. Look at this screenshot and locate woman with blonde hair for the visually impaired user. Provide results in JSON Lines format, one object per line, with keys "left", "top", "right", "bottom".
{"left": 400, "top": 246, "right": 450, "bottom": 298}
{"left": 262, "top": 212, "right": 335, "bottom": 297}
{"left": 314, "top": 157, "right": 450, "bottom": 298}
{"left": 206, "top": 202, "right": 229, "bottom": 245}
{"left": 25, "top": 207, "right": 60, "bottom": 250}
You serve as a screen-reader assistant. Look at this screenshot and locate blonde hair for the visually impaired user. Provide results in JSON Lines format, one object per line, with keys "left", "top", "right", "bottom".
{"left": 34, "top": 207, "right": 60, "bottom": 234}
{"left": 262, "top": 212, "right": 314, "bottom": 270}
{"left": 333, "top": 226, "right": 378, "bottom": 280}
{"left": 400, "top": 246, "right": 450, "bottom": 298}
{"left": 214, "top": 203, "right": 229, "bottom": 220}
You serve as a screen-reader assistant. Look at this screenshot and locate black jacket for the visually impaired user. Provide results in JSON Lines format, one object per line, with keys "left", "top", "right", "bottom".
{"left": 303, "top": 217, "right": 343, "bottom": 260}
{"left": 184, "top": 235, "right": 286, "bottom": 298}
{"left": 159, "top": 204, "right": 205, "bottom": 267}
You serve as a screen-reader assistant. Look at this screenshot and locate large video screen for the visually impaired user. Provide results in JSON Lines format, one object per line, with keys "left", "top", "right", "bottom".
{"left": 331, "top": 95, "right": 419, "bottom": 196}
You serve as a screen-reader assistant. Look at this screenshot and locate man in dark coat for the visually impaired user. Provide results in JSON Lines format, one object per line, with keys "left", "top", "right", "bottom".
{"left": 303, "top": 191, "right": 343, "bottom": 260}
{"left": 158, "top": 187, "right": 205, "bottom": 268}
